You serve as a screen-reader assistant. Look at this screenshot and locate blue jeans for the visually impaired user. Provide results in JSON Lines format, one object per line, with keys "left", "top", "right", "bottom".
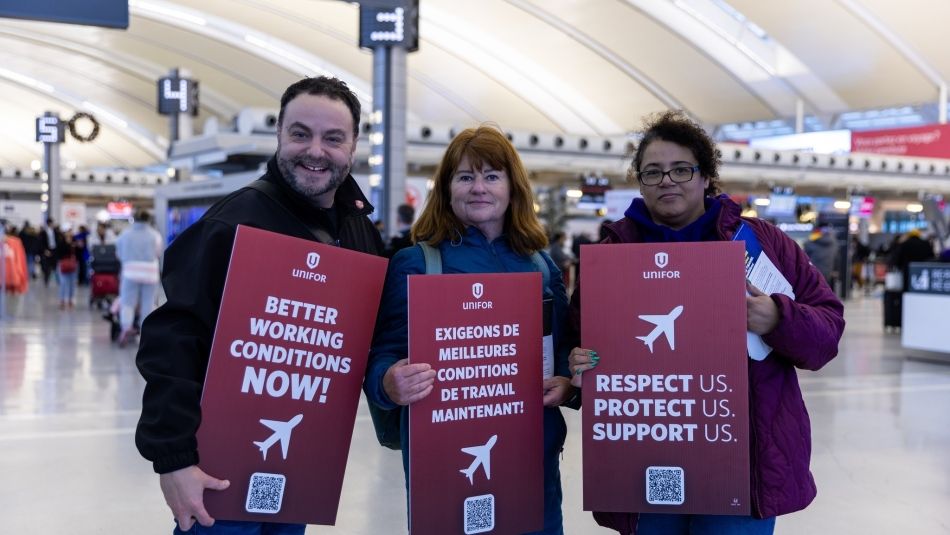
{"left": 119, "top": 278, "right": 158, "bottom": 330}
{"left": 57, "top": 269, "right": 77, "bottom": 302}
{"left": 173, "top": 520, "right": 304, "bottom": 535}
{"left": 636, "top": 513, "right": 775, "bottom": 535}
{"left": 523, "top": 408, "right": 566, "bottom": 535}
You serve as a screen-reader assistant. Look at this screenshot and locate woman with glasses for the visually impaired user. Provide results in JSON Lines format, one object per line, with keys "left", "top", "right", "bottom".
{"left": 567, "top": 111, "right": 844, "bottom": 535}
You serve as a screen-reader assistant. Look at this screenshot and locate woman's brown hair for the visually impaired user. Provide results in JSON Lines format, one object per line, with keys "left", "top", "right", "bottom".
{"left": 412, "top": 125, "right": 547, "bottom": 255}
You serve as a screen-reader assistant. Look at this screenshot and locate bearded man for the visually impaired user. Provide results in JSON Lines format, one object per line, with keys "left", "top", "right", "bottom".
{"left": 135, "top": 76, "right": 384, "bottom": 534}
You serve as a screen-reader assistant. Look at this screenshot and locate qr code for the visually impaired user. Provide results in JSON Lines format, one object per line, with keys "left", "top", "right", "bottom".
{"left": 463, "top": 493, "right": 494, "bottom": 534}
{"left": 245, "top": 472, "right": 286, "bottom": 514}
{"left": 646, "top": 466, "right": 685, "bottom": 505}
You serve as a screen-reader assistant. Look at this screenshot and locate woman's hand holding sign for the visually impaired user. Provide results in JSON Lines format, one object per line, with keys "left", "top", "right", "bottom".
{"left": 383, "top": 358, "right": 437, "bottom": 405}
{"left": 542, "top": 376, "right": 573, "bottom": 407}
{"left": 746, "top": 281, "right": 780, "bottom": 335}
{"left": 568, "top": 347, "right": 599, "bottom": 388}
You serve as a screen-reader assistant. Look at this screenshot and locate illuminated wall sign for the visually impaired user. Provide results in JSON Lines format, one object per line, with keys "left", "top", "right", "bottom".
{"left": 35, "top": 115, "right": 65, "bottom": 144}
{"left": 157, "top": 77, "right": 199, "bottom": 116}
{"left": 359, "top": 0, "right": 419, "bottom": 51}
{"left": 850, "top": 196, "right": 875, "bottom": 218}
{"left": 750, "top": 129, "right": 852, "bottom": 155}
{"left": 107, "top": 201, "right": 133, "bottom": 218}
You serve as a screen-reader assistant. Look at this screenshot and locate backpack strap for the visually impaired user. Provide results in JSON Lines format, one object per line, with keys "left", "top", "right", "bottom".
{"left": 530, "top": 251, "right": 551, "bottom": 290}
{"left": 419, "top": 241, "right": 550, "bottom": 290}
{"left": 417, "top": 241, "right": 442, "bottom": 274}
{"left": 246, "top": 180, "right": 335, "bottom": 245}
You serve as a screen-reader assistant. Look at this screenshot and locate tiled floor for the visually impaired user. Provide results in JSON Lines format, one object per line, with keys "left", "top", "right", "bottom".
{"left": 1, "top": 283, "right": 948, "bottom": 534}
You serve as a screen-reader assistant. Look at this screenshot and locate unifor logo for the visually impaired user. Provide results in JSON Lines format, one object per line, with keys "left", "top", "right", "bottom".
{"left": 472, "top": 283, "right": 484, "bottom": 299}
{"left": 306, "top": 252, "right": 320, "bottom": 269}
{"left": 654, "top": 252, "right": 669, "bottom": 269}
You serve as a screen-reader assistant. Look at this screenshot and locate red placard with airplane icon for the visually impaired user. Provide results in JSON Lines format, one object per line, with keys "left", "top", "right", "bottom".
{"left": 408, "top": 273, "right": 543, "bottom": 535}
{"left": 196, "top": 225, "right": 387, "bottom": 524}
{"left": 580, "top": 242, "right": 750, "bottom": 515}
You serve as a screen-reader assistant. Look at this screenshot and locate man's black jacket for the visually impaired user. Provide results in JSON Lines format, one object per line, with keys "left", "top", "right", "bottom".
{"left": 135, "top": 157, "right": 384, "bottom": 473}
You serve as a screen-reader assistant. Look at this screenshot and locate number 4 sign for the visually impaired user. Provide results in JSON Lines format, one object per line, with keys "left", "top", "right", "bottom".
{"left": 157, "top": 76, "right": 199, "bottom": 116}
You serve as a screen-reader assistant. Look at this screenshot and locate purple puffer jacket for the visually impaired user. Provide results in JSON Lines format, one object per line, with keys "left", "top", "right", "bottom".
{"left": 578, "top": 196, "right": 845, "bottom": 533}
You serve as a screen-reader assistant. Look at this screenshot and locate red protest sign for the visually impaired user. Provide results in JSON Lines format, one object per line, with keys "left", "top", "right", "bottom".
{"left": 408, "top": 273, "right": 543, "bottom": 535}
{"left": 197, "top": 225, "right": 387, "bottom": 524}
{"left": 581, "top": 242, "right": 750, "bottom": 515}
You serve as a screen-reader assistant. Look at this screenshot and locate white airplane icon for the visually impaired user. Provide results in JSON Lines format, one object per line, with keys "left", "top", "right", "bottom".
{"left": 460, "top": 435, "right": 497, "bottom": 485}
{"left": 254, "top": 414, "right": 304, "bottom": 461}
{"left": 636, "top": 305, "right": 684, "bottom": 353}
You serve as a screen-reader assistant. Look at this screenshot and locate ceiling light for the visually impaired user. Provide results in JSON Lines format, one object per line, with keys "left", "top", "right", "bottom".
{"left": 131, "top": 0, "right": 207, "bottom": 26}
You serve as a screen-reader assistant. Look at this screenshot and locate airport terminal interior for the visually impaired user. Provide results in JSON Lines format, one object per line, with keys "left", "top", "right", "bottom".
{"left": 2, "top": 1, "right": 950, "bottom": 534}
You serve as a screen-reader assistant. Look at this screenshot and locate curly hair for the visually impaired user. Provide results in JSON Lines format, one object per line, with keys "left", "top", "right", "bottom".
{"left": 412, "top": 125, "right": 547, "bottom": 255}
{"left": 628, "top": 110, "right": 722, "bottom": 197}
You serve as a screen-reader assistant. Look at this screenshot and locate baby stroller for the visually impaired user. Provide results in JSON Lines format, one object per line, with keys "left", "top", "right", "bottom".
{"left": 89, "top": 244, "right": 120, "bottom": 310}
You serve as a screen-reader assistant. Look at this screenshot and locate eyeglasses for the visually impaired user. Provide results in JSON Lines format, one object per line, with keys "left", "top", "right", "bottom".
{"left": 636, "top": 165, "right": 700, "bottom": 186}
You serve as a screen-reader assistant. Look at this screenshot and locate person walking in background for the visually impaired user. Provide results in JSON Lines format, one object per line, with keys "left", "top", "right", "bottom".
{"left": 114, "top": 210, "right": 164, "bottom": 347}
{"left": 88, "top": 221, "right": 117, "bottom": 247}
{"left": 39, "top": 218, "right": 59, "bottom": 287}
{"left": 567, "top": 111, "right": 844, "bottom": 535}
{"left": 891, "top": 228, "right": 935, "bottom": 291}
{"left": 548, "top": 230, "right": 574, "bottom": 286}
{"left": 804, "top": 227, "right": 837, "bottom": 288}
{"left": 55, "top": 232, "right": 80, "bottom": 309}
{"left": 17, "top": 221, "right": 40, "bottom": 279}
{"left": 570, "top": 231, "right": 591, "bottom": 292}
{"left": 850, "top": 235, "right": 871, "bottom": 293}
{"left": 384, "top": 203, "right": 415, "bottom": 257}
{"left": 74, "top": 224, "right": 90, "bottom": 286}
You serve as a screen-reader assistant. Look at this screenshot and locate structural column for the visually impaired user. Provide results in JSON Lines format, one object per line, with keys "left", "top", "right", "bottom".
{"left": 35, "top": 111, "right": 64, "bottom": 223}
{"left": 371, "top": 46, "right": 408, "bottom": 237}
{"left": 359, "top": 0, "right": 418, "bottom": 238}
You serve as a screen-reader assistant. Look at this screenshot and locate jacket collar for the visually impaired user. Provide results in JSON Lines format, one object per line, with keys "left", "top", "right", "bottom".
{"left": 264, "top": 155, "right": 375, "bottom": 218}
{"left": 607, "top": 194, "right": 742, "bottom": 242}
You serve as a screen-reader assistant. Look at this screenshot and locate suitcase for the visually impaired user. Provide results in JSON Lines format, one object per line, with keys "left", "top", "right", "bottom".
{"left": 91, "top": 272, "right": 119, "bottom": 298}
{"left": 91, "top": 244, "right": 121, "bottom": 273}
{"left": 883, "top": 290, "right": 902, "bottom": 330}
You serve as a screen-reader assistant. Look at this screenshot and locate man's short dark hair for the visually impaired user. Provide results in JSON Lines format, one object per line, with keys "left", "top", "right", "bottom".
{"left": 277, "top": 76, "right": 361, "bottom": 139}
{"left": 135, "top": 210, "right": 151, "bottom": 223}
{"left": 396, "top": 204, "right": 415, "bottom": 225}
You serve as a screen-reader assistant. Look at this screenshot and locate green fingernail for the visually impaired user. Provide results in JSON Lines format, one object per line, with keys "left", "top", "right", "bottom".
{"left": 575, "top": 369, "right": 583, "bottom": 376}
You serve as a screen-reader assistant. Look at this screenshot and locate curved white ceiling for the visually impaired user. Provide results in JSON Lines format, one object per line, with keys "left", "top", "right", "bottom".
{"left": 0, "top": 0, "right": 947, "bottom": 170}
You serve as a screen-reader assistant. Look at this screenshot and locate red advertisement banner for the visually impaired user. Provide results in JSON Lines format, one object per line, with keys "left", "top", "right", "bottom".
{"left": 408, "top": 273, "right": 543, "bottom": 535}
{"left": 196, "top": 225, "right": 387, "bottom": 524}
{"left": 851, "top": 123, "right": 950, "bottom": 158}
{"left": 581, "top": 242, "right": 750, "bottom": 515}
